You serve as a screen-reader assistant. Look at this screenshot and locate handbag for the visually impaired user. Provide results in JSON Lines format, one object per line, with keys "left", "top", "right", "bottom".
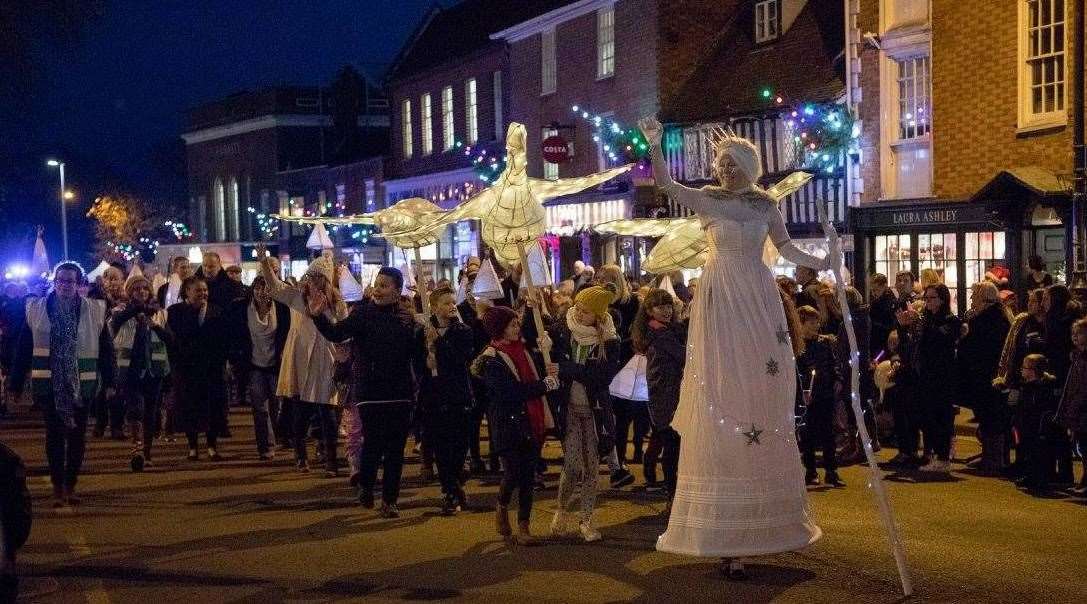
{"left": 609, "top": 354, "right": 649, "bottom": 402}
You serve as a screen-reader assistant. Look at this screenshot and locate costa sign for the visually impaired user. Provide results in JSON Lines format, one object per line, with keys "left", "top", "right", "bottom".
{"left": 542, "top": 135, "right": 571, "bottom": 163}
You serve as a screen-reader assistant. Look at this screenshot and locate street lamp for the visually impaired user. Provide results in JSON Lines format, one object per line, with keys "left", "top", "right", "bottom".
{"left": 46, "top": 159, "right": 68, "bottom": 260}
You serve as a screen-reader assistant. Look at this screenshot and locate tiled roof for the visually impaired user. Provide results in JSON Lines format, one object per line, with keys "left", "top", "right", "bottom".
{"left": 387, "top": 0, "right": 574, "bottom": 81}
{"left": 663, "top": 0, "right": 845, "bottom": 123}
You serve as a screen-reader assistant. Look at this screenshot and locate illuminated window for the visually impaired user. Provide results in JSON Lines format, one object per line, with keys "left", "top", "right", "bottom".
{"left": 873, "top": 234, "right": 913, "bottom": 284}
{"left": 401, "top": 99, "right": 413, "bottom": 158}
{"left": 421, "top": 93, "right": 433, "bottom": 155}
{"left": 442, "top": 86, "right": 455, "bottom": 150}
{"left": 897, "top": 56, "right": 931, "bottom": 140}
{"left": 917, "top": 232, "right": 957, "bottom": 312}
{"left": 226, "top": 177, "right": 239, "bottom": 241}
{"left": 212, "top": 178, "right": 225, "bottom": 242}
{"left": 597, "top": 7, "right": 614, "bottom": 78}
{"left": 465, "top": 78, "right": 478, "bottom": 144}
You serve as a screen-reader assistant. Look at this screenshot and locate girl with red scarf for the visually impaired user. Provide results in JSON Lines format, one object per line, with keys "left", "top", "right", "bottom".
{"left": 471, "top": 305, "right": 560, "bottom": 545}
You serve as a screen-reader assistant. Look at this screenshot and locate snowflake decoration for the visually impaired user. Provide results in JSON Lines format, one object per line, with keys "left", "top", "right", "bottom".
{"left": 766, "top": 358, "right": 780, "bottom": 376}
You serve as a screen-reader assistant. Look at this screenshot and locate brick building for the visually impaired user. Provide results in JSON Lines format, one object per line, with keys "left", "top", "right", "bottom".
{"left": 181, "top": 78, "right": 389, "bottom": 276}
{"left": 494, "top": 0, "right": 847, "bottom": 278}
{"left": 385, "top": 0, "right": 571, "bottom": 278}
{"left": 848, "top": 0, "right": 1081, "bottom": 310}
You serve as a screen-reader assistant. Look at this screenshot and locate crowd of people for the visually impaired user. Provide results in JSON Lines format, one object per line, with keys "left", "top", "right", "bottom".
{"left": 1, "top": 248, "right": 1085, "bottom": 551}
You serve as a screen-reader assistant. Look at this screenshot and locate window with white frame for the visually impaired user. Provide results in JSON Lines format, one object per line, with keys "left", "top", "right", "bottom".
{"left": 755, "top": 0, "right": 780, "bottom": 43}
{"left": 597, "top": 7, "right": 615, "bottom": 78}
{"left": 401, "top": 99, "right": 413, "bottom": 158}
{"left": 420, "top": 93, "right": 433, "bottom": 155}
{"left": 442, "top": 86, "right": 455, "bottom": 150}
{"left": 541, "top": 28, "right": 557, "bottom": 95}
{"left": 1019, "top": 0, "right": 1066, "bottom": 128}
{"left": 897, "top": 55, "right": 931, "bottom": 139}
{"left": 465, "top": 78, "right": 478, "bottom": 144}
{"left": 543, "top": 127, "right": 559, "bottom": 180}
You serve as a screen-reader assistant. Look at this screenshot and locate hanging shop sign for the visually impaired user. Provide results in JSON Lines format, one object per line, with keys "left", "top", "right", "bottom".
{"left": 853, "top": 203, "right": 1001, "bottom": 230}
{"left": 542, "top": 135, "right": 572, "bottom": 164}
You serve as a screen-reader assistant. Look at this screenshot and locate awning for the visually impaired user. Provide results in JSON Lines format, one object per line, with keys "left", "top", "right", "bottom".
{"left": 971, "top": 166, "right": 1071, "bottom": 204}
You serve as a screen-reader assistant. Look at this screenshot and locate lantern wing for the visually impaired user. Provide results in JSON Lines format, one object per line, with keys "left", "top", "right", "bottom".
{"left": 527, "top": 164, "right": 633, "bottom": 202}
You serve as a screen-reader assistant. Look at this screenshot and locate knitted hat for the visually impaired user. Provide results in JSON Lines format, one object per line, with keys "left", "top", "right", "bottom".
{"left": 574, "top": 283, "right": 617, "bottom": 319}
{"left": 481, "top": 305, "right": 519, "bottom": 340}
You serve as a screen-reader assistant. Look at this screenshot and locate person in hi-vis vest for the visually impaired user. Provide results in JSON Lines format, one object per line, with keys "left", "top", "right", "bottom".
{"left": 16, "top": 262, "right": 115, "bottom": 508}
{"left": 109, "top": 275, "right": 170, "bottom": 472}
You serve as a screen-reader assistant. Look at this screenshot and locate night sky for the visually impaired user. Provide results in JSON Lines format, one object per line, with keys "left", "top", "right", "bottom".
{"left": 1, "top": 0, "right": 435, "bottom": 267}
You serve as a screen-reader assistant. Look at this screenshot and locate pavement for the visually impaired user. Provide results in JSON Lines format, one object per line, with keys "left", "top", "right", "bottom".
{"left": 1, "top": 404, "right": 1085, "bottom": 604}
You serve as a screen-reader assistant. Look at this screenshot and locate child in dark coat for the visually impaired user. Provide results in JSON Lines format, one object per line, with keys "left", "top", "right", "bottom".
{"left": 632, "top": 288, "right": 687, "bottom": 501}
{"left": 1014, "top": 354, "right": 1064, "bottom": 492}
{"left": 796, "top": 305, "right": 845, "bottom": 487}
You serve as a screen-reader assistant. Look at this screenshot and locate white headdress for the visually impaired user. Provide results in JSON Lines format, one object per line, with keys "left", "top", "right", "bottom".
{"left": 709, "top": 125, "right": 763, "bottom": 183}
{"left": 305, "top": 255, "right": 336, "bottom": 285}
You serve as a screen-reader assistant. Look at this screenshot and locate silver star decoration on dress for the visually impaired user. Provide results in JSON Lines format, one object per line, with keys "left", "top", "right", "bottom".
{"left": 742, "top": 424, "right": 764, "bottom": 445}
{"left": 766, "top": 358, "right": 780, "bottom": 376}
{"left": 775, "top": 325, "right": 789, "bottom": 345}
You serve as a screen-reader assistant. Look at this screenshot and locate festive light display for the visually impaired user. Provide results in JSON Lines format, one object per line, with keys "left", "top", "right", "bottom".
{"left": 163, "top": 220, "right": 192, "bottom": 241}
{"left": 756, "top": 88, "right": 858, "bottom": 175}
{"left": 569, "top": 105, "right": 652, "bottom": 166}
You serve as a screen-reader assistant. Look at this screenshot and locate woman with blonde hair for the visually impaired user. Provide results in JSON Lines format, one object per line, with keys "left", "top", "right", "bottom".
{"left": 259, "top": 250, "right": 347, "bottom": 475}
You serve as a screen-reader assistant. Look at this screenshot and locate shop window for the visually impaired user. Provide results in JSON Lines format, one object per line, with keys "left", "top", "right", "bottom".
{"left": 918, "top": 232, "right": 958, "bottom": 312}
{"left": 964, "top": 230, "right": 1007, "bottom": 292}
{"left": 873, "top": 234, "right": 913, "bottom": 282}
{"left": 1018, "top": 0, "right": 1066, "bottom": 130}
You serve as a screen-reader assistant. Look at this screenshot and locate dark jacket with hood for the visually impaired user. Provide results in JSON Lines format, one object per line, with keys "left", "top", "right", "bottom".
{"left": 418, "top": 314, "right": 476, "bottom": 413}
{"left": 644, "top": 319, "right": 688, "bottom": 428}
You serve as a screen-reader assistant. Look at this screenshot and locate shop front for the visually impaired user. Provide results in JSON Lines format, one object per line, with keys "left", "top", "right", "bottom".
{"left": 851, "top": 177, "right": 1071, "bottom": 314}
{"left": 543, "top": 191, "right": 633, "bottom": 282}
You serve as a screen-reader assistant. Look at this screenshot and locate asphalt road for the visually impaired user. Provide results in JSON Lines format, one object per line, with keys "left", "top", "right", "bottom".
{"left": 2, "top": 407, "right": 1085, "bottom": 603}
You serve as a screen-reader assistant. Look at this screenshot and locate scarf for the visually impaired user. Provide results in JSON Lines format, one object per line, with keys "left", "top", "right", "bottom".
{"left": 491, "top": 338, "right": 546, "bottom": 444}
{"left": 565, "top": 307, "right": 617, "bottom": 363}
{"left": 49, "top": 294, "right": 82, "bottom": 428}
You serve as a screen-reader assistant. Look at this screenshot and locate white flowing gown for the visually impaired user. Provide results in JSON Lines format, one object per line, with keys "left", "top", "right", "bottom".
{"left": 656, "top": 183, "right": 825, "bottom": 558}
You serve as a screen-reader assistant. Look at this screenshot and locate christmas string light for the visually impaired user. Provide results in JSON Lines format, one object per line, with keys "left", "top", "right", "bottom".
{"left": 757, "top": 88, "right": 858, "bottom": 175}
{"left": 569, "top": 105, "right": 651, "bottom": 166}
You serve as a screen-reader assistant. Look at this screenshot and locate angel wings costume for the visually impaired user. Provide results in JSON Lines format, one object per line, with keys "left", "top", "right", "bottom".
{"left": 644, "top": 128, "right": 829, "bottom": 557}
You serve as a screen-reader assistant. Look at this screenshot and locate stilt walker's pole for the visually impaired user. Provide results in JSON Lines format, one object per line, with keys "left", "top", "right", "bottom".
{"left": 516, "top": 239, "right": 551, "bottom": 365}
{"left": 412, "top": 245, "right": 439, "bottom": 377}
{"left": 818, "top": 200, "right": 912, "bottom": 597}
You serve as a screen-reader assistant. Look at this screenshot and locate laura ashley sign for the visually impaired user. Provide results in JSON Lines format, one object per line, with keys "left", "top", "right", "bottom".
{"left": 854, "top": 203, "right": 999, "bottom": 229}
{"left": 891, "top": 209, "right": 958, "bottom": 225}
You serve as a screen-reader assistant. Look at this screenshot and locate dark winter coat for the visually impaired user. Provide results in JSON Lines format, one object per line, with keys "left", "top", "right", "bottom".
{"left": 798, "top": 334, "right": 842, "bottom": 405}
{"left": 194, "top": 267, "right": 245, "bottom": 310}
{"left": 1060, "top": 349, "right": 1087, "bottom": 432}
{"left": 869, "top": 289, "right": 898, "bottom": 356}
{"left": 458, "top": 300, "right": 492, "bottom": 413}
{"left": 836, "top": 304, "right": 871, "bottom": 390}
{"left": 165, "top": 302, "right": 228, "bottom": 433}
{"left": 610, "top": 295, "right": 640, "bottom": 364}
{"left": 645, "top": 320, "right": 688, "bottom": 428}
{"left": 418, "top": 315, "right": 476, "bottom": 413}
{"left": 546, "top": 316, "right": 621, "bottom": 456}
{"left": 1016, "top": 374, "right": 1062, "bottom": 441}
{"left": 471, "top": 346, "right": 551, "bottom": 455}
{"left": 958, "top": 303, "right": 1011, "bottom": 410}
{"left": 312, "top": 299, "right": 424, "bottom": 404}
{"left": 1045, "top": 309, "right": 1080, "bottom": 384}
{"left": 0, "top": 441, "right": 31, "bottom": 563}
{"left": 227, "top": 298, "right": 291, "bottom": 371}
{"left": 898, "top": 311, "right": 961, "bottom": 406}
